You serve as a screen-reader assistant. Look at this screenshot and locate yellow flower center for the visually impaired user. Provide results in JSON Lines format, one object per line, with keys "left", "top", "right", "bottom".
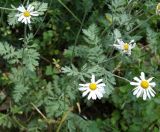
{"left": 141, "top": 80, "right": 149, "bottom": 89}
{"left": 23, "top": 11, "right": 30, "bottom": 17}
{"left": 89, "top": 83, "right": 97, "bottom": 90}
{"left": 123, "top": 43, "right": 129, "bottom": 50}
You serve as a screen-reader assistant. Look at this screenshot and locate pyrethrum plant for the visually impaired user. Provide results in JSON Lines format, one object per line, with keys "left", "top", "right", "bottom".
{"left": 0, "top": 0, "right": 160, "bottom": 132}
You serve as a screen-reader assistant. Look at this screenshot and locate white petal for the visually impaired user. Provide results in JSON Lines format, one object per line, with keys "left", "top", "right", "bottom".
{"left": 79, "top": 83, "right": 89, "bottom": 87}
{"left": 126, "top": 50, "right": 131, "bottom": 56}
{"left": 97, "top": 83, "right": 106, "bottom": 87}
{"left": 131, "top": 43, "right": 136, "bottom": 49}
{"left": 148, "top": 88, "right": 155, "bottom": 97}
{"left": 149, "top": 82, "right": 156, "bottom": 87}
{"left": 27, "top": 5, "right": 34, "bottom": 12}
{"left": 113, "top": 44, "right": 121, "bottom": 49}
{"left": 91, "top": 92, "right": 97, "bottom": 100}
{"left": 136, "top": 89, "right": 142, "bottom": 98}
{"left": 129, "top": 40, "right": 134, "bottom": 44}
{"left": 130, "top": 82, "right": 139, "bottom": 86}
{"left": 133, "top": 87, "right": 140, "bottom": 95}
{"left": 22, "top": 18, "right": 26, "bottom": 23}
{"left": 149, "top": 87, "right": 156, "bottom": 94}
{"left": 91, "top": 75, "right": 95, "bottom": 83}
{"left": 133, "top": 86, "right": 138, "bottom": 91}
{"left": 96, "top": 79, "right": 103, "bottom": 84}
{"left": 18, "top": 15, "right": 24, "bottom": 22}
{"left": 146, "top": 89, "right": 151, "bottom": 99}
{"left": 117, "top": 39, "right": 124, "bottom": 45}
{"left": 16, "top": 13, "right": 21, "bottom": 17}
{"left": 98, "top": 87, "right": 105, "bottom": 94}
{"left": 17, "top": 5, "right": 26, "bottom": 12}
{"left": 87, "top": 92, "right": 93, "bottom": 100}
{"left": 24, "top": 19, "right": 28, "bottom": 24}
{"left": 140, "top": 72, "right": 145, "bottom": 80}
{"left": 79, "top": 87, "right": 87, "bottom": 91}
{"left": 27, "top": 17, "right": 31, "bottom": 24}
{"left": 82, "top": 90, "right": 90, "bottom": 97}
{"left": 30, "top": 11, "right": 39, "bottom": 16}
{"left": 96, "top": 91, "right": 103, "bottom": 99}
{"left": 133, "top": 77, "right": 141, "bottom": 82}
{"left": 148, "top": 77, "right": 154, "bottom": 82}
{"left": 143, "top": 90, "right": 147, "bottom": 100}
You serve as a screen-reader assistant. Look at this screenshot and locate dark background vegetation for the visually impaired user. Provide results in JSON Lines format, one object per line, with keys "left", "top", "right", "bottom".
{"left": 0, "top": 0, "right": 160, "bottom": 131}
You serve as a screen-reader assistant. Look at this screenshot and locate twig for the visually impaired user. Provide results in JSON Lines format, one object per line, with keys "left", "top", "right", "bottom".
{"left": 71, "top": 9, "right": 88, "bottom": 62}
{"left": 100, "top": 54, "right": 119, "bottom": 64}
{"left": 126, "top": 14, "right": 156, "bottom": 35}
{"left": 12, "top": 116, "right": 27, "bottom": 130}
{"left": 56, "top": 107, "right": 73, "bottom": 132}
{"left": 31, "top": 103, "right": 56, "bottom": 132}
{"left": 112, "top": 73, "right": 130, "bottom": 83}
{"left": 57, "top": 0, "right": 82, "bottom": 24}
{"left": 33, "top": 0, "right": 52, "bottom": 37}
{"left": 0, "top": 7, "right": 15, "bottom": 11}
{"left": 31, "top": 103, "right": 48, "bottom": 122}
{"left": 112, "top": 61, "right": 122, "bottom": 73}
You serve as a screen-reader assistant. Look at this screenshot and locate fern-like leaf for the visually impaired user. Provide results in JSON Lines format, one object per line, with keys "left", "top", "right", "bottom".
{"left": 22, "top": 48, "right": 40, "bottom": 71}
{"left": 0, "top": 42, "right": 21, "bottom": 64}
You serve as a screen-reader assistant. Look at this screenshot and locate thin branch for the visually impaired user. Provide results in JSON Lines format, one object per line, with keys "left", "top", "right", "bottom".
{"left": 112, "top": 61, "right": 122, "bottom": 73}
{"left": 112, "top": 73, "right": 130, "bottom": 83}
{"left": 71, "top": 9, "right": 88, "bottom": 62}
{"left": 31, "top": 103, "right": 48, "bottom": 121}
{"left": 57, "top": 0, "right": 82, "bottom": 24}
{"left": 56, "top": 107, "right": 73, "bottom": 132}
{"left": 126, "top": 14, "right": 156, "bottom": 35}
{"left": 0, "top": 7, "right": 16, "bottom": 11}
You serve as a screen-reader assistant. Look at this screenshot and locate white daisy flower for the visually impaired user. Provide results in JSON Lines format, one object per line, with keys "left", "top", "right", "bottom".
{"left": 79, "top": 75, "right": 106, "bottom": 100}
{"left": 113, "top": 39, "right": 136, "bottom": 55}
{"left": 156, "top": 3, "right": 160, "bottom": 15}
{"left": 16, "top": 4, "right": 39, "bottom": 24}
{"left": 130, "top": 72, "right": 156, "bottom": 100}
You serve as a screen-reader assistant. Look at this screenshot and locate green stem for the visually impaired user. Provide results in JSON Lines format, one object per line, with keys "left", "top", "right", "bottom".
{"left": 56, "top": 108, "right": 73, "bottom": 132}
{"left": 0, "top": 7, "right": 16, "bottom": 11}
{"left": 112, "top": 61, "right": 122, "bottom": 73}
{"left": 71, "top": 10, "right": 87, "bottom": 62}
{"left": 31, "top": 103, "right": 48, "bottom": 122}
{"left": 33, "top": 0, "right": 52, "bottom": 37}
{"left": 126, "top": 14, "right": 156, "bottom": 35}
{"left": 112, "top": 73, "right": 130, "bottom": 83}
{"left": 100, "top": 54, "right": 119, "bottom": 64}
{"left": 57, "top": 0, "right": 82, "bottom": 24}
{"left": 12, "top": 116, "right": 27, "bottom": 130}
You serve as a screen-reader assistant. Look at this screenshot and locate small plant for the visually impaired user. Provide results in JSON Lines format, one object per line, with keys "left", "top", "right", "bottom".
{"left": 0, "top": 0, "right": 160, "bottom": 131}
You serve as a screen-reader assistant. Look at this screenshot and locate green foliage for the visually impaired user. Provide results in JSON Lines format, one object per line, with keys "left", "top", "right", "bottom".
{"left": 66, "top": 113, "right": 101, "bottom": 132}
{"left": 82, "top": 24, "right": 100, "bottom": 45}
{"left": 0, "top": 0, "right": 160, "bottom": 131}
{"left": 0, "top": 42, "right": 21, "bottom": 64}
{"left": 9, "top": 67, "right": 30, "bottom": 103}
{"left": 22, "top": 47, "right": 39, "bottom": 71}
{"left": 8, "top": 12, "right": 18, "bottom": 26}
{"left": 147, "top": 27, "right": 160, "bottom": 54}
{"left": 31, "top": 2, "right": 48, "bottom": 15}
{"left": 0, "top": 113, "right": 15, "bottom": 129}
{"left": 0, "top": 42, "right": 39, "bottom": 71}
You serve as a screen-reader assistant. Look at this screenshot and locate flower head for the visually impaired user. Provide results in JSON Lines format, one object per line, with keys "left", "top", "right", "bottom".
{"left": 16, "top": 4, "right": 39, "bottom": 24}
{"left": 79, "top": 75, "right": 106, "bottom": 100}
{"left": 156, "top": 3, "right": 160, "bottom": 15}
{"left": 113, "top": 39, "right": 136, "bottom": 55}
{"left": 130, "top": 72, "right": 156, "bottom": 100}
